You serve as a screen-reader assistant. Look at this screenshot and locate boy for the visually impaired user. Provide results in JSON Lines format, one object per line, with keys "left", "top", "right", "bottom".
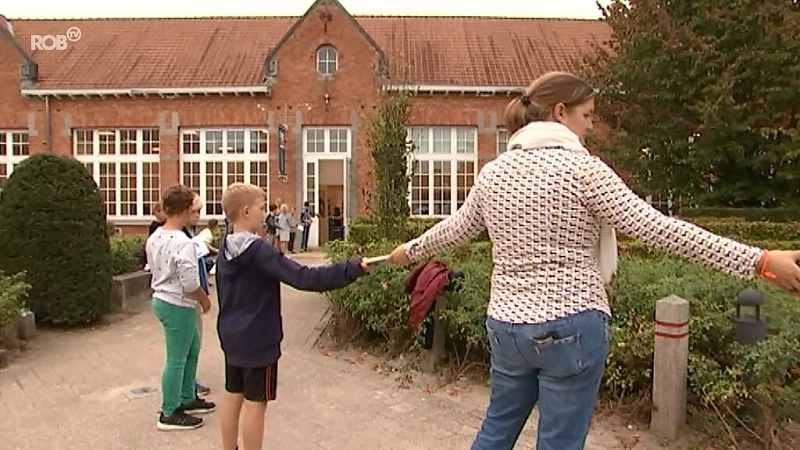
{"left": 215, "top": 183, "right": 372, "bottom": 450}
{"left": 146, "top": 185, "right": 215, "bottom": 431}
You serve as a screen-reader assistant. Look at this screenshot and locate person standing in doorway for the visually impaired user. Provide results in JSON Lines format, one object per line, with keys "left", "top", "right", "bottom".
{"left": 288, "top": 206, "right": 299, "bottom": 253}
{"left": 265, "top": 203, "right": 278, "bottom": 246}
{"left": 299, "top": 201, "right": 314, "bottom": 252}
{"left": 276, "top": 204, "right": 291, "bottom": 254}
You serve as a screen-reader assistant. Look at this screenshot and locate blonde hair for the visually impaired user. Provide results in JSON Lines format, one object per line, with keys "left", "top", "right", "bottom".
{"left": 222, "top": 183, "right": 266, "bottom": 221}
{"left": 505, "top": 71, "right": 595, "bottom": 135}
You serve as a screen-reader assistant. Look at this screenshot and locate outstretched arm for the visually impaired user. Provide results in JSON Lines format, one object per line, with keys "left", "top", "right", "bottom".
{"left": 257, "top": 245, "right": 366, "bottom": 291}
{"left": 404, "top": 178, "right": 486, "bottom": 263}
{"left": 578, "top": 156, "right": 763, "bottom": 278}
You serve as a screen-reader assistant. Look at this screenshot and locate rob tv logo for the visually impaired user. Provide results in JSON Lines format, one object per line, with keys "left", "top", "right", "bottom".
{"left": 30, "top": 26, "right": 81, "bottom": 51}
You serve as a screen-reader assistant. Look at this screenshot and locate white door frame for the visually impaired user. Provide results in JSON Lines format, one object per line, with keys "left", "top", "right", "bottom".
{"left": 301, "top": 127, "right": 352, "bottom": 248}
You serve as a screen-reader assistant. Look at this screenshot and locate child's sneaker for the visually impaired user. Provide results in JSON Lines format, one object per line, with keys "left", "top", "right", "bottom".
{"left": 156, "top": 411, "right": 203, "bottom": 431}
{"left": 180, "top": 397, "right": 216, "bottom": 415}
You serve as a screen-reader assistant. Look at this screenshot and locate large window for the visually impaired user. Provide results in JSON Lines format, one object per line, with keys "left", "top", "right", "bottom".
{"left": 180, "top": 129, "right": 269, "bottom": 216}
{"left": 303, "top": 127, "right": 350, "bottom": 154}
{"left": 407, "top": 127, "right": 477, "bottom": 217}
{"left": 316, "top": 45, "right": 338, "bottom": 75}
{"left": 73, "top": 129, "right": 160, "bottom": 220}
{"left": 0, "top": 131, "right": 29, "bottom": 182}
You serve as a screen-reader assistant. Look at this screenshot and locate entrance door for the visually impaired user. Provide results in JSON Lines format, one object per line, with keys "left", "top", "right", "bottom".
{"left": 304, "top": 160, "right": 320, "bottom": 248}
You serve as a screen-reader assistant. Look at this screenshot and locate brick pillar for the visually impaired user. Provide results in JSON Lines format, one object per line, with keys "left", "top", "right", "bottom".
{"left": 158, "top": 112, "right": 180, "bottom": 191}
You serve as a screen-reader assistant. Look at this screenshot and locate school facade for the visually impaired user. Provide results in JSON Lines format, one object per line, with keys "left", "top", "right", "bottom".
{"left": 0, "top": 0, "right": 611, "bottom": 245}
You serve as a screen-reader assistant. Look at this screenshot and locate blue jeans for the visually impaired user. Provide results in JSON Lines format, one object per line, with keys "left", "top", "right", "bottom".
{"left": 300, "top": 225, "right": 310, "bottom": 250}
{"left": 471, "top": 309, "right": 611, "bottom": 450}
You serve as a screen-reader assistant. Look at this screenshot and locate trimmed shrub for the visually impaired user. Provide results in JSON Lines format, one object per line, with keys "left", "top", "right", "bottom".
{"left": 679, "top": 207, "right": 800, "bottom": 222}
{"left": 110, "top": 235, "right": 145, "bottom": 276}
{"left": 347, "top": 217, "right": 489, "bottom": 245}
{"left": 0, "top": 271, "right": 30, "bottom": 332}
{"left": 0, "top": 154, "right": 112, "bottom": 325}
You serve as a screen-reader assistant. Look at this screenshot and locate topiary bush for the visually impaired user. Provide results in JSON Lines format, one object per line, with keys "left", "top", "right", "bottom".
{"left": 0, "top": 154, "right": 112, "bottom": 325}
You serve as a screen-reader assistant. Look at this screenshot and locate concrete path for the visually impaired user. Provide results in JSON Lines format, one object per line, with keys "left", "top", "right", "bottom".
{"left": 0, "top": 253, "right": 660, "bottom": 449}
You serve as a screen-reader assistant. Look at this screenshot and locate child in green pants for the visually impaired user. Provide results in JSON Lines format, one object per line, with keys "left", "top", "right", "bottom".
{"left": 146, "top": 185, "right": 214, "bottom": 431}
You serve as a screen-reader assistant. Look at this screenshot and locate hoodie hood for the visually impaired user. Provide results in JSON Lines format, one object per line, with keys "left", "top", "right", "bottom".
{"left": 222, "top": 231, "right": 261, "bottom": 265}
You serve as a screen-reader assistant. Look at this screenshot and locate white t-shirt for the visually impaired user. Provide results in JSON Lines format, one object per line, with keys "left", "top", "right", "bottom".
{"left": 146, "top": 228, "right": 200, "bottom": 308}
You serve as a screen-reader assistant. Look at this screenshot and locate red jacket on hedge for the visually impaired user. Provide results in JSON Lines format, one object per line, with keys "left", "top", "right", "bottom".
{"left": 403, "top": 261, "right": 452, "bottom": 330}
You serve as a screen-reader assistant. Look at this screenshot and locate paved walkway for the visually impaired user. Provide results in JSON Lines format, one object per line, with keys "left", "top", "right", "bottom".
{"left": 0, "top": 254, "right": 660, "bottom": 449}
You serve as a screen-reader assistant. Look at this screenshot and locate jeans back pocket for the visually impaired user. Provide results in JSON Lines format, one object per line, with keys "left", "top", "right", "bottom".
{"left": 532, "top": 332, "right": 585, "bottom": 379}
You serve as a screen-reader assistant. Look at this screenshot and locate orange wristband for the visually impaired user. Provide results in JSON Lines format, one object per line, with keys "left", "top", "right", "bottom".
{"left": 759, "top": 251, "right": 777, "bottom": 280}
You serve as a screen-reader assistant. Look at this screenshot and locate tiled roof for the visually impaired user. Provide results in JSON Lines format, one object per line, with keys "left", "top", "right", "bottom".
{"left": 5, "top": 16, "right": 611, "bottom": 90}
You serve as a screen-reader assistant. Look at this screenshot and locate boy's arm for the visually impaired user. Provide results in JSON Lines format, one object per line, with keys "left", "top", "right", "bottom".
{"left": 256, "top": 244, "right": 366, "bottom": 292}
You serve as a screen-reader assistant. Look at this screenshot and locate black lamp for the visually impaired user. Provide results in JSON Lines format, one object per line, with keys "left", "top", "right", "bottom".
{"left": 735, "top": 288, "right": 766, "bottom": 344}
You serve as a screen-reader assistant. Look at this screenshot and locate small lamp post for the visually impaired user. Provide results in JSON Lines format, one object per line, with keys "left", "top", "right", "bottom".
{"left": 735, "top": 288, "right": 766, "bottom": 344}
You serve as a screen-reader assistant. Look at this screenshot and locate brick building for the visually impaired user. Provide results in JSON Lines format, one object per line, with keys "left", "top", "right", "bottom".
{"left": 0, "top": 0, "right": 610, "bottom": 246}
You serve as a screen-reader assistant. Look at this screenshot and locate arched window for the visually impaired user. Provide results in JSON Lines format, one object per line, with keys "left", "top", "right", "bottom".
{"left": 316, "top": 45, "right": 338, "bottom": 75}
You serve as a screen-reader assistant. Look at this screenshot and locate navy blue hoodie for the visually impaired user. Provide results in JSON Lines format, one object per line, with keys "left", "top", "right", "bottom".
{"left": 216, "top": 232, "right": 365, "bottom": 367}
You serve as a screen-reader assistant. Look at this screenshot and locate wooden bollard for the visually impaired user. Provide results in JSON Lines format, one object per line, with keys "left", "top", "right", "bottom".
{"left": 422, "top": 295, "right": 447, "bottom": 372}
{"left": 650, "top": 295, "right": 690, "bottom": 440}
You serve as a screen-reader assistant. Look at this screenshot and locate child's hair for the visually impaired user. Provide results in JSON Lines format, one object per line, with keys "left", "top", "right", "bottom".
{"left": 161, "top": 185, "right": 196, "bottom": 217}
{"left": 222, "top": 183, "right": 266, "bottom": 221}
{"left": 207, "top": 218, "right": 219, "bottom": 228}
{"left": 152, "top": 202, "right": 163, "bottom": 216}
{"left": 269, "top": 203, "right": 278, "bottom": 213}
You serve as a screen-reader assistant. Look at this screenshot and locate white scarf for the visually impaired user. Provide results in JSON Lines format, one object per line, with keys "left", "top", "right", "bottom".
{"left": 507, "top": 121, "right": 618, "bottom": 285}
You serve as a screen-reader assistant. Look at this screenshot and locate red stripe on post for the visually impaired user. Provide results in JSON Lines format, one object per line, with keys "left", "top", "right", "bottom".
{"left": 655, "top": 320, "right": 689, "bottom": 328}
{"left": 655, "top": 331, "right": 688, "bottom": 339}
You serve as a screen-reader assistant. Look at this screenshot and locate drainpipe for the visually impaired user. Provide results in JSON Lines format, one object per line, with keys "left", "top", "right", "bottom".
{"left": 44, "top": 96, "right": 52, "bottom": 153}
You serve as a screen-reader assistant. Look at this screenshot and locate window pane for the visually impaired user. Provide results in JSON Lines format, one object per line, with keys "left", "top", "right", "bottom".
{"left": 205, "top": 162, "right": 223, "bottom": 215}
{"left": 142, "top": 162, "right": 160, "bottom": 216}
{"left": 11, "top": 132, "right": 29, "bottom": 156}
{"left": 119, "top": 162, "right": 138, "bottom": 215}
{"left": 317, "top": 45, "right": 338, "bottom": 75}
{"left": 432, "top": 128, "right": 450, "bottom": 154}
{"left": 249, "top": 130, "right": 268, "bottom": 153}
{"left": 0, "top": 163, "right": 7, "bottom": 181}
{"left": 205, "top": 130, "right": 223, "bottom": 154}
{"left": 305, "top": 129, "right": 325, "bottom": 153}
{"left": 99, "top": 162, "right": 117, "bottom": 215}
{"left": 74, "top": 130, "right": 93, "bottom": 155}
{"left": 411, "top": 160, "right": 430, "bottom": 216}
{"left": 455, "top": 128, "right": 475, "bottom": 154}
{"left": 432, "top": 161, "right": 451, "bottom": 215}
{"left": 227, "top": 161, "right": 245, "bottom": 184}
{"left": 0, "top": 132, "right": 6, "bottom": 156}
{"left": 305, "top": 162, "right": 316, "bottom": 213}
{"left": 456, "top": 161, "right": 475, "bottom": 209}
{"left": 226, "top": 130, "right": 245, "bottom": 154}
{"left": 330, "top": 129, "right": 348, "bottom": 153}
{"left": 250, "top": 161, "right": 269, "bottom": 194}
{"left": 120, "top": 129, "right": 137, "bottom": 155}
{"left": 98, "top": 130, "right": 116, "bottom": 155}
{"left": 182, "top": 131, "right": 200, "bottom": 154}
{"left": 410, "top": 127, "right": 429, "bottom": 154}
{"left": 497, "top": 129, "right": 508, "bottom": 154}
{"left": 143, "top": 129, "right": 160, "bottom": 155}
{"left": 182, "top": 161, "right": 201, "bottom": 194}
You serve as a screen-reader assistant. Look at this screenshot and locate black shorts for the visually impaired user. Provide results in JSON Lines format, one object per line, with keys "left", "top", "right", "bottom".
{"left": 224, "top": 362, "right": 278, "bottom": 403}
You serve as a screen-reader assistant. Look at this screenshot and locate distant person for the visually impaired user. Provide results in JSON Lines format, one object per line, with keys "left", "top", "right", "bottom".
{"left": 299, "top": 201, "right": 314, "bottom": 252}
{"left": 288, "top": 206, "right": 299, "bottom": 253}
{"left": 276, "top": 204, "right": 292, "bottom": 254}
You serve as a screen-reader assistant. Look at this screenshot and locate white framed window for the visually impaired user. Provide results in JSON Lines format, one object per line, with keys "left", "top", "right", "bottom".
{"left": 316, "top": 45, "right": 338, "bottom": 75}
{"left": 497, "top": 129, "right": 508, "bottom": 154}
{"left": 73, "top": 128, "right": 160, "bottom": 221}
{"left": 407, "top": 127, "right": 477, "bottom": 217}
{"left": 0, "top": 130, "right": 29, "bottom": 182}
{"left": 302, "top": 127, "right": 351, "bottom": 154}
{"left": 180, "top": 129, "right": 270, "bottom": 217}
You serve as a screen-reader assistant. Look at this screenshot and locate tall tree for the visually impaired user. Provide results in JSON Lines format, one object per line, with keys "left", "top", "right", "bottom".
{"left": 586, "top": 0, "right": 800, "bottom": 207}
{"left": 366, "top": 91, "right": 413, "bottom": 235}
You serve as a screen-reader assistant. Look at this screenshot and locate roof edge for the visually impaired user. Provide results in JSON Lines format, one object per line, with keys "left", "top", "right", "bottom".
{"left": 21, "top": 86, "right": 270, "bottom": 98}
{"left": 384, "top": 84, "right": 525, "bottom": 95}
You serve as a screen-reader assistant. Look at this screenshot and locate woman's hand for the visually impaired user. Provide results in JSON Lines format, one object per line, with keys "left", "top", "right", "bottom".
{"left": 761, "top": 250, "right": 800, "bottom": 293}
{"left": 387, "top": 243, "right": 411, "bottom": 266}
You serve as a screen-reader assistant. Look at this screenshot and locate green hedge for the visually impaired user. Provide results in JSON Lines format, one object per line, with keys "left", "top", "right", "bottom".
{"left": 325, "top": 237, "right": 800, "bottom": 441}
{"left": 110, "top": 235, "right": 145, "bottom": 276}
{"left": 679, "top": 207, "right": 800, "bottom": 222}
{"left": 348, "top": 217, "right": 489, "bottom": 245}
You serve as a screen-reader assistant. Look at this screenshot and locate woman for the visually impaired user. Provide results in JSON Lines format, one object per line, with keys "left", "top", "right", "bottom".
{"left": 277, "top": 203, "right": 292, "bottom": 253}
{"left": 386, "top": 71, "right": 800, "bottom": 450}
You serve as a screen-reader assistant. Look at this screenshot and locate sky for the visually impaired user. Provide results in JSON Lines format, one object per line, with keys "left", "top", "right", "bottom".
{"left": 2, "top": 0, "right": 611, "bottom": 20}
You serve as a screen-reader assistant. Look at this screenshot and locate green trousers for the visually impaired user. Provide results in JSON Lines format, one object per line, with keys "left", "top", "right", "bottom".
{"left": 152, "top": 298, "right": 199, "bottom": 415}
